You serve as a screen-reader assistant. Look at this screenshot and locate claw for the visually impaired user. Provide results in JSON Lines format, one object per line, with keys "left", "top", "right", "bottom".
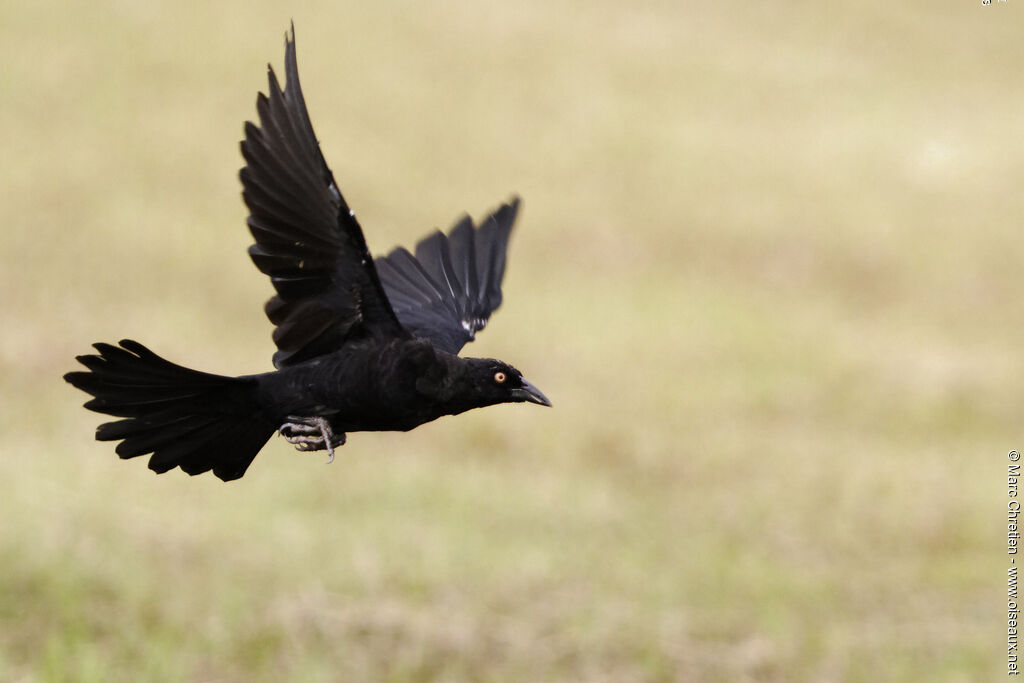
{"left": 279, "top": 416, "right": 344, "bottom": 464}
{"left": 280, "top": 422, "right": 321, "bottom": 436}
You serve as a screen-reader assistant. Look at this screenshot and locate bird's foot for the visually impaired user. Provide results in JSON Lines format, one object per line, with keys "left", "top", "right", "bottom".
{"left": 279, "top": 416, "right": 346, "bottom": 464}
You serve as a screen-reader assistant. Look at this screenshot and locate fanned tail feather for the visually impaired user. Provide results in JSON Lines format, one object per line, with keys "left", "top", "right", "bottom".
{"left": 64, "top": 340, "right": 275, "bottom": 481}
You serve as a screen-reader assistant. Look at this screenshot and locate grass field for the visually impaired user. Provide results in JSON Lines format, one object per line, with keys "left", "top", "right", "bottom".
{"left": 1, "top": 1, "right": 1020, "bottom": 680}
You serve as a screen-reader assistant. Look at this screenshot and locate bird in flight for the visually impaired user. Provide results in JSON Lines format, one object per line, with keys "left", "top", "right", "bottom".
{"left": 64, "top": 26, "right": 550, "bottom": 482}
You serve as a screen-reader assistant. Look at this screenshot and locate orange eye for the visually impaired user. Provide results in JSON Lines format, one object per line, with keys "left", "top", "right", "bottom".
{"left": 494, "top": 371, "right": 507, "bottom": 384}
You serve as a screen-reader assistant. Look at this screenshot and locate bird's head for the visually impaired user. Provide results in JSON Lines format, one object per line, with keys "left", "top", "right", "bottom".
{"left": 443, "top": 357, "right": 551, "bottom": 411}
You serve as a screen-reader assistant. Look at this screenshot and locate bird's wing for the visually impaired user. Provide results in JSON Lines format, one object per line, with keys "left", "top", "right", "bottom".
{"left": 240, "top": 26, "right": 409, "bottom": 368}
{"left": 374, "top": 198, "right": 519, "bottom": 355}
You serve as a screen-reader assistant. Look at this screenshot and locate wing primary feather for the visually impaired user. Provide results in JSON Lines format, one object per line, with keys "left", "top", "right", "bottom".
{"left": 240, "top": 25, "right": 410, "bottom": 366}
{"left": 375, "top": 197, "right": 520, "bottom": 354}
{"left": 447, "top": 216, "right": 478, "bottom": 309}
{"left": 414, "top": 232, "right": 463, "bottom": 314}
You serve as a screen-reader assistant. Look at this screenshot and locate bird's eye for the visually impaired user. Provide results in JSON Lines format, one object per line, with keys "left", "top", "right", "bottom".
{"left": 493, "top": 371, "right": 507, "bottom": 384}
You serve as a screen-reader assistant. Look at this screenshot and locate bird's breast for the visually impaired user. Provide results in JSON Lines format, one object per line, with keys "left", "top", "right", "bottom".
{"left": 257, "top": 340, "right": 449, "bottom": 433}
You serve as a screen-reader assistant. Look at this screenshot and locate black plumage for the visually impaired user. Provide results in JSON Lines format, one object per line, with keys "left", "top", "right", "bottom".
{"left": 375, "top": 200, "right": 517, "bottom": 354}
{"left": 64, "top": 26, "right": 549, "bottom": 482}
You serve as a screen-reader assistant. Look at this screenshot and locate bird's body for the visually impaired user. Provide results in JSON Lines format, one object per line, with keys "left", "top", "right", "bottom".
{"left": 254, "top": 338, "right": 535, "bottom": 433}
{"left": 64, "top": 26, "right": 549, "bottom": 481}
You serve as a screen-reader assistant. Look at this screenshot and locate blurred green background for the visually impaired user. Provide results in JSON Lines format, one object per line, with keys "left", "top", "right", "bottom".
{"left": 1, "top": 1, "right": 1019, "bottom": 681}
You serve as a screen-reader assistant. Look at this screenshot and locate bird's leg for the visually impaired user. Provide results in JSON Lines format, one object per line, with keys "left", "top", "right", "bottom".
{"left": 279, "top": 416, "right": 346, "bottom": 464}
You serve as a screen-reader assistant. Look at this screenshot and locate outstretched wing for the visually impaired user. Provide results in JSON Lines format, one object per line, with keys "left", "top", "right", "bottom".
{"left": 374, "top": 198, "right": 519, "bottom": 355}
{"left": 240, "top": 25, "right": 408, "bottom": 368}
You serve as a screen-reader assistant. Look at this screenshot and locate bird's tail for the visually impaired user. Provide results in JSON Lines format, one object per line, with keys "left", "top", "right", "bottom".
{"left": 64, "top": 340, "right": 276, "bottom": 481}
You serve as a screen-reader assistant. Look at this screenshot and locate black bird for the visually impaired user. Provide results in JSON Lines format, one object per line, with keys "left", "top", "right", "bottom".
{"left": 64, "top": 27, "right": 550, "bottom": 482}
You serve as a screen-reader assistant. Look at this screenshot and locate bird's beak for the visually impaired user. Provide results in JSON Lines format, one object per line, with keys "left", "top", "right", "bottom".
{"left": 512, "top": 378, "right": 552, "bottom": 407}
